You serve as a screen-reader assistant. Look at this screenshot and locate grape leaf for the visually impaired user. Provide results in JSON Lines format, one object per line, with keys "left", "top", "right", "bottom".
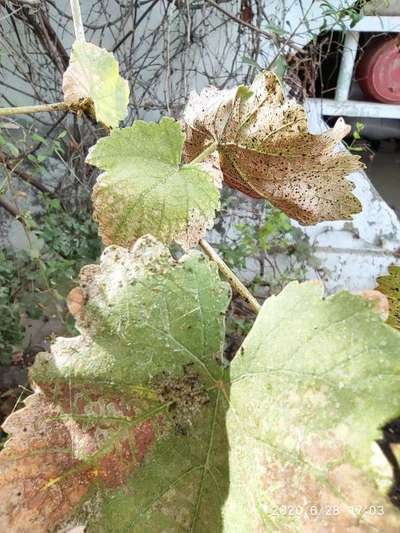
{"left": 87, "top": 117, "right": 221, "bottom": 249}
{"left": 0, "top": 235, "right": 231, "bottom": 532}
{"left": 184, "top": 71, "right": 362, "bottom": 225}
{"left": 224, "top": 281, "right": 400, "bottom": 531}
{"left": 377, "top": 265, "right": 400, "bottom": 330}
{"left": 63, "top": 41, "right": 129, "bottom": 128}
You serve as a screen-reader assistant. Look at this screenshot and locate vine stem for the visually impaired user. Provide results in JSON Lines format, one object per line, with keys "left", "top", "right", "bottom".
{"left": 190, "top": 141, "right": 261, "bottom": 313}
{"left": 0, "top": 0, "right": 85, "bottom": 117}
{"left": 70, "top": 0, "right": 86, "bottom": 42}
{"left": 0, "top": 102, "right": 68, "bottom": 117}
{"left": 199, "top": 239, "right": 261, "bottom": 313}
{"left": 190, "top": 142, "right": 218, "bottom": 165}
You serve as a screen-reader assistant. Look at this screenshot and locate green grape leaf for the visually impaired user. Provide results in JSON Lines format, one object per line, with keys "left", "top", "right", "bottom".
{"left": 377, "top": 265, "right": 400, "bottom": 330}
{"left": 0, "top": 236, "right": 231, "bottom": 532}
{"left": 224, "top": 281, "right": 400, "bottom": 532}
{"left": 87, "top": 117, "right": 221, "bottom": 249}
{"left": 63, "top": 41, "right": 129, "bottom": 128}
{"left": 184, "top": 71, "right": 362, "bottom": 225}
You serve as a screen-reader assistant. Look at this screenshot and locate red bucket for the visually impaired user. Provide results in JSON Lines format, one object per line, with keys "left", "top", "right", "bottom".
{"left": 357, "top": 35, "right": 400, "bottom": 103}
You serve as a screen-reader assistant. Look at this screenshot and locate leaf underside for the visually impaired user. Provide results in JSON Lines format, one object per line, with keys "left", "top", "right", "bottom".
{"left": 87, "top": 117, "right": 221, "bottom": 250}
{"left": 0, "top": 235, "right": 231, "bottom": 532}
{"left": 184, "top": 71, "right": 362, "bottom": 225}
{"left": 224, "top": 281, "right": 400, "bottom": 532}
{"left": 377, "top": 265, "right": 400, "bottom": 330}
{"left": 62, "top": 41, "right": 129, "bottom": 128}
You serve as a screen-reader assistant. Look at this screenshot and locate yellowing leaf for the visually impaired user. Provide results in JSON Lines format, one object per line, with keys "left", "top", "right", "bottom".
{"left": 87, "top": 117, "right": 221, "bottom": 249}
{"left": 184, "top": 71, "right": 362, "bottom": 225}
{"left": 224, "top": 281, "right": 400, "bottom": 531}
{"left": 3, "top": 260, "right": 400, "bottom": 531}
{"left": 63, "top": 41, "right": 129, "bottom": 128}
{"left": 377, "top": 265, "right": 400, "bottom": 330}
{"left": 0, "top": 236, "right": 231, "bottom": 532}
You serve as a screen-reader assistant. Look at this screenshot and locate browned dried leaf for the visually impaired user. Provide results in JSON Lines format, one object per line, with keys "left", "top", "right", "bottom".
{"left": 184, "top": 71, "right": 363, "bottom": 224}
{"left": 66, "top": 286, "right": 87, "bottom": 319}
{"left": 376, "top": 265, "right": 400, "bottom": 330}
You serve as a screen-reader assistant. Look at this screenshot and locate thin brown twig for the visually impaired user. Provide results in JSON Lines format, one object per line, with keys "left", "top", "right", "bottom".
{"left": 205, "top": 0, "right": 302, "bottom": 52}
{"left": 0, "top": 197, "right": 22, "bottom": 220}
{"left": 188, "top": 140, "right": 261, "bottom": 313}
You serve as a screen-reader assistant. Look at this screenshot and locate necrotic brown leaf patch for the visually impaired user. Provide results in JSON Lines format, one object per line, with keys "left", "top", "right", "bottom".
{"left": 184, "top": 71, "right": 362, "bottom": 225}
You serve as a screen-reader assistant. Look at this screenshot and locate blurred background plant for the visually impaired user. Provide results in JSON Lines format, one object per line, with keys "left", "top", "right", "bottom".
{"left": 0, "top": 195, "right": 100, "bottom": 366}
{"left": 0, "top": 183, "right": 100, "bottom": 446}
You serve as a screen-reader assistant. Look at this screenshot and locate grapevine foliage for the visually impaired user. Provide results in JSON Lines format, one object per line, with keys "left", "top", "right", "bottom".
{"left": 1, "top": 36, "right": 400, "bottom": 533}
{"left": 63, "top": 41, "right": 129, "bottom": 128}
{"left": 87, "top": 117, "right": 221, "bottom": 249}
{"left": 0, "top": 236, "right": 231, "bottom": 531}
{"left": 225, "top": 281, "right": 400, "bottom": 531}
{"left": 184, "top": 71, "right": 362, "bottom": 224}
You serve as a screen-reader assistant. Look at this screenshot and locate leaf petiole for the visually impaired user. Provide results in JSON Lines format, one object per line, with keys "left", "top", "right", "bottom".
{"left": 189, "top": 142, "right": 261, "bottom": 313}
{"left": 189, "top": 141, "right": 218, "bottom": 165}
{"left": 199, "top": 238, "right": 261, "bottom": 314}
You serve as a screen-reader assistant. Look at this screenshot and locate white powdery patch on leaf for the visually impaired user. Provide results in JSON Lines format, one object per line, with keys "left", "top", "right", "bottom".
{"left": 224, "top": 281, "right": 400, "bottom": 532}
{"left": 0, "top": 236, "right": 231, "bottom": 533}
{"left": 63, "top": 41, "right": 129, "bottom": 128}
{"left": 87, "top": 117, "right": 221, "bottom": 250}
